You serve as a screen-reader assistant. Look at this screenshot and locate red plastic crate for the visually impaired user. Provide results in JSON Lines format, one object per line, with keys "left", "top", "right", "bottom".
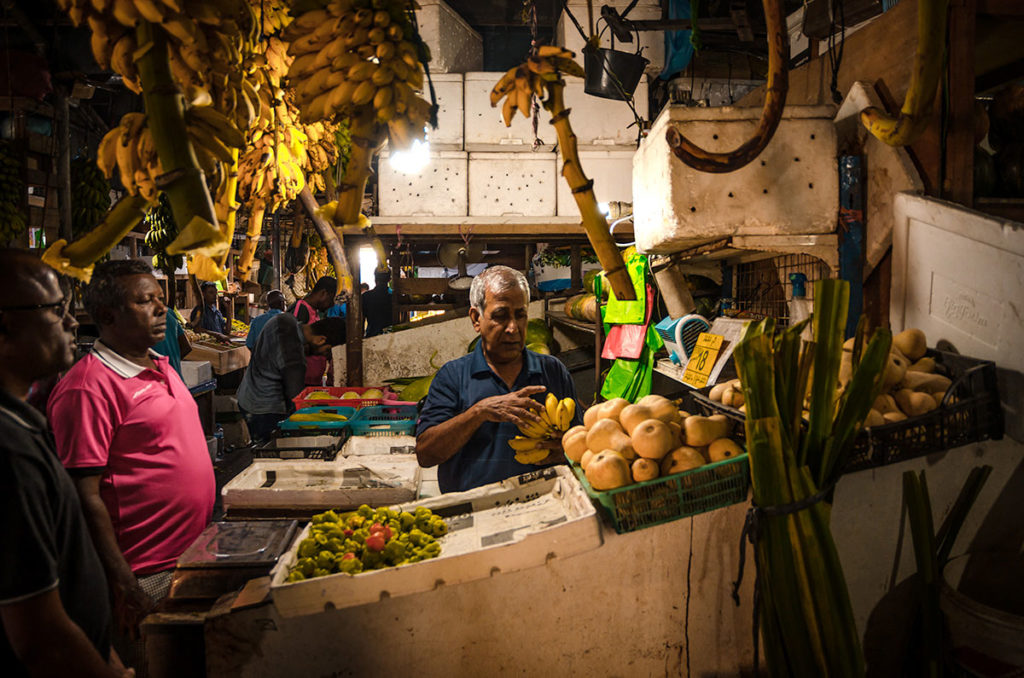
{"left": 292, "top": 386, "right": 397, "bottom": 410}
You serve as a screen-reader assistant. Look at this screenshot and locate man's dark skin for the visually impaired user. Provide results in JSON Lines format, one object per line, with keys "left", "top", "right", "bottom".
{"left": 190, "top": 284, "right": 229, "bottom": 342}
{"left": 74, "top": 272, "right": 168, "bottom": 640}
{"left": 416, "top": 284, "right": 562, "bottom": 468}
{"left": 0, "top": 251, "right": 130, "bottom": 677}
{"left": 266, "top": 290, "right": 285, "bottom": 311}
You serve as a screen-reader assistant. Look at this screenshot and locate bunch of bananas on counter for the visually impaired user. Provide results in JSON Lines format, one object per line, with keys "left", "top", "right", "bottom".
{"left": 0, "top": 141, "right": 26, "bottom": 244}
{"left": 284, "top": 0, "right": 433, "bottom": 151}
{"left": 490, "top": 46, "right": 584, "bottom": 126}
{"left": 70, "top": 155, "right": 111, "bottom": 239}
{"left": 144, "top": 193, "right": 183, "bottom": 274}
{"left": 509, "top": 393, "right": 578, "bottom": 465}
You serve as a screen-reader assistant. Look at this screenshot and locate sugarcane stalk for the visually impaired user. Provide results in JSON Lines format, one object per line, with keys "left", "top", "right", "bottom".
{"left": 134, "top": 21, "right": 218, "bottom": 240}
{"left": 542, "top": 78, "right": 635, "bottom": 301}
{"left": 48, "top": 194, "right": 151, "bottom": 272}
{"left": 665, "top": 0, "right": 789, "bottom": 173}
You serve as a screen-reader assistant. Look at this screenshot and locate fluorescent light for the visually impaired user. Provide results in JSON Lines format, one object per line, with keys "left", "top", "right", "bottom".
{"left": 388, "top": 136, "right": 430, "bottom": 175}
{"left": 598, "top": 202, "right": 611, "bottom": 216}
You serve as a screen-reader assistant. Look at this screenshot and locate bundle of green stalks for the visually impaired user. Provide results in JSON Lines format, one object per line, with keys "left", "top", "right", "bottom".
{"left": 734, "top": 279, "right": 892, "bottom": 676}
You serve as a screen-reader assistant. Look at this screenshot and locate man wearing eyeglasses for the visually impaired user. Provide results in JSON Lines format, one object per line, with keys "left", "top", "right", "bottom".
{"left": 48, "top": 260, "right": 214, "bottom": 674}
{"left": 0, "top": 250, "right": 130, "bottom": 676}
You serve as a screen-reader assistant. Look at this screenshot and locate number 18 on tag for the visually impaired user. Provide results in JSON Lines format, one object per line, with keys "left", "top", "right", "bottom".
{"left": 681, "top": 333, "right": 724, "bottom": 389}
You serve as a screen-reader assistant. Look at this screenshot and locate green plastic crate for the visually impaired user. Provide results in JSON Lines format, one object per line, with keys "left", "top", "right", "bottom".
{"left": 570, "top": 454, "right": 751, "bottom": 534}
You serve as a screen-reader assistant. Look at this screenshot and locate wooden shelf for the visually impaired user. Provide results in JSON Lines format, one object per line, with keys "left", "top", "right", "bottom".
{"left": 546, "top": 309, "right": 598, "bottom": 335}
{"left": 397, "top": 303, "right": 460, "bottom": 312}
{"left": 974, "top": 198, "right": 1024, "bottom": 224}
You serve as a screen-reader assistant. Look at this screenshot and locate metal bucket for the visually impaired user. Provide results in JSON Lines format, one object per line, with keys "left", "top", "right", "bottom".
{"left": 584, "top": 46, "right": 649, "bottom": 101}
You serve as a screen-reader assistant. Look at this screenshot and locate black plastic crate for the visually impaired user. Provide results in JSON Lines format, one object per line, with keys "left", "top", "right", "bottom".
{"left": 252, "top": 428, "right": 351, "bottom": 462}
{"left": 689, "top": 350, "right": 1003, "bottom": 474}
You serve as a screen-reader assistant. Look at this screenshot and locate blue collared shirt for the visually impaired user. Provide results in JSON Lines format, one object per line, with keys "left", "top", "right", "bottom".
{"left": 416, "top": 342, "right": 584, "bottom": 494}
{"left": 246, "top": 308, "right": 283, "bottom": 350}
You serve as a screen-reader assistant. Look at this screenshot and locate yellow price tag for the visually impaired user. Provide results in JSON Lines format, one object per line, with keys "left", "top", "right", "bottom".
{"left": 681, "top": 333, "right": 725, "bottom": 389}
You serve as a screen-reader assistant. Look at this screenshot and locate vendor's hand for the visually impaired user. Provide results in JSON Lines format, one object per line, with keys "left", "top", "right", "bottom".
{"left": 111, "top": 579, "right": 155, "bottom": 640}
{"left": 471, "top": 385, "right": 547, "bottom": 428}
{"left": 109, "top": 647, "right": 136, "bottom": 678}
{"left": 533, "top": 434, "right": 567, "bottom": 466}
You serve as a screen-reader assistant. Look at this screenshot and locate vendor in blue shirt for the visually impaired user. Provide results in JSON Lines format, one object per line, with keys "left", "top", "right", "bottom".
{"left": 189, "top": 281, "right": 228, "bottom": 340}
{"left": 246, "top": 289, "right": 285, "bottom": 350}
{"left": 416, "top": 266, "right": 582, "bottom": 493}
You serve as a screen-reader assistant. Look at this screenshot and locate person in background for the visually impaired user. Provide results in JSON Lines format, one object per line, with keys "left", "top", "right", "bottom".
{"left": 48, "top": 260, "right": 215, "bottom": 675}
{"left": 257, "top": 248, "right": 275, "bottom": 292}
{"left": 362, "top": 269, "right": 394, "bottom": 338}
{"left": 246, "top": 289, "right": 285, "bottom": 351}
{"left": 237, "top": 314, "right": 347, "bottom": 442}
{"left": 151, "top": 305, "right": 189, "bottom": 378}
{"left": 326, "top": 290, "right": 348, "bottom": 319}
{"left": 288, "top": 276, "right": 339, "bottom": 385}
{"left": 189, "top": 281, "right": 228, "bottom": 340}
{"left": 416, "top": 266, "right": 582, "bottom": 493}
{"left": 0, "top": 250, "right": 129, "bottom": 677}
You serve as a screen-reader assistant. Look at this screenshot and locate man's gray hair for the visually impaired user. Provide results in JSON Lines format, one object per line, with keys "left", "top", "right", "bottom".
{"left": 470, "top": 266, "right": 530, "bottom": 313}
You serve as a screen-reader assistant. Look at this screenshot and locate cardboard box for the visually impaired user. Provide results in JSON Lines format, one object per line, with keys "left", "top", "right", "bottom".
{"left": 185, "top": 344, "right": 250, "bottom": 375}
{"left": 181, "top": 360, "right": 213, "bottom": 388}
{"left": 269, "top": 466, "right": 602, "bottom": 617}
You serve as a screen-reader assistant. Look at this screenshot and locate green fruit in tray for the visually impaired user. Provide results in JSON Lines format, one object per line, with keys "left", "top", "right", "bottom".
{"left": 286, "top": 504, "right": 447, "bottom": 581}
{"left": 362, "top": 388, "right": 384, "bottom": 399}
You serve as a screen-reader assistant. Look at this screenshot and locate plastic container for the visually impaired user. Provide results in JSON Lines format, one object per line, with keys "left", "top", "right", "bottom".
{"left": 277, "top": 406, "right": 357, "bottom": 432}
{"left": 583, "top": 46, "right": 648, "bottom": 100}
{"left": 690, "top": 349, "right": 1004, "bottom": 473}
{"left": 569, "top": 454, "right": 750, "bottom": 534}
{"left": 252, "top": 430, "right": 350, "bottom": 462}
{"left": 292, "top": 386, "right": 396, "bottom": 410}
{"left": 349, "top": 404, "right": 419, "bottom": 437}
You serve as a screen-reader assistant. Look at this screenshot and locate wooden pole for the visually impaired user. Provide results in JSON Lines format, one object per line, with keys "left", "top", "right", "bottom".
{"left": 943, "top": 0, "right": 976, "bottom": 205}
{"left": 346, "top": 244, "right": 363, "bottom": 387}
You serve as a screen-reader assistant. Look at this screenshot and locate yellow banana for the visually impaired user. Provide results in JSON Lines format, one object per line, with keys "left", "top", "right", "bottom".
{"left": 96, "top": 127, "right": 121, "bottom": 178}
{"left": 515, "top": 449, "right": 549, "bottom": 465}
{"left": 110, "top": 34, "right": 136, "bottom": 80}
{"left": 545, "top": 393, "right": 559, "bottom": 424}
{"left": 557, "top": 398, "right": 575, "bottom": 430}
{"left": 133, "top": 0, "right": 166, "bottom": 23}
{"left": 111, "top": 0, "right": 141, "bottom": 28}
{"left": 347, "top": 61, "right": 376, "bottom": 82}
{"left": 508, "top": 436, "right": 543, "bottom": 451}
{"left": 351, "top": 80, "right": 377, "bottom": 106}
{"left": 373, "top": 85, "right": 393, "bottom": 110}
{"left": 187, "top": 123, "right": 234, "bottom": 163}
{"left": 490, "top": 66, "right": 518, "bottom": 106}
{"left": 187, "top": 106, "right": 246, "bottom": 148}
{"left": 328, "top": 80, "right": 359, "bottom": 109}
{"left": 501, "top": 95, "right": 517, "bottom": 127}
{"left": 537, "top": 45, "right": 574, "bottom": 59}
{"left": 371, "top": 66, "right": 394, "bottom": 86}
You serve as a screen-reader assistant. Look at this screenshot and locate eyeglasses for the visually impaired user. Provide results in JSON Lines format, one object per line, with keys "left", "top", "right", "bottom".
{"left": 0, "top": 297, "right": 71, "bottom": 319}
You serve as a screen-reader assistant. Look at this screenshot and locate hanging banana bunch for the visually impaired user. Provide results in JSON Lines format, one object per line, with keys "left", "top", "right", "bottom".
{"left": 71, "top": 154, "right": 111, "bottom": 240}
{"left": 0, "top": 141, "right": 27, "bottom": 245}
{"left": 664, "top": 0, "right": 789, "bottom": 172}
{"left": 283, "top": 0, "right": 434, "bottom": 284}
{"left": 490, "top": 47, "right": 635, "bottom": 302}
{"left": 254, "top": 0, "right": 293, "bottom": 37}
{"left": 144, "top": 193, "right": 184, "bottom": 277}
{"left": 860, "top": 0, "right": 948, "bottom": 146}
{"left": 95, "top": 112, "right": 163, "bottom": 201}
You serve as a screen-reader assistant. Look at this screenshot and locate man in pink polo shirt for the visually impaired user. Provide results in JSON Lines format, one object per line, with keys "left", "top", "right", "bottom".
{"left": 48, "top": 260, "right": 214, "bottom": 671}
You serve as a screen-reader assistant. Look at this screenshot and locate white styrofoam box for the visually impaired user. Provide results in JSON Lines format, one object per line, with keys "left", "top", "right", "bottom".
{"left": 557, "top": 149, "right": 634, "bottom": 216}
{"left": 468, "top": 152, "right": 557, "bottom": 217}
{"left": 221, "top": 456, "right": 421, "bottom": 511}
{"left": 269, "top": 466, "right": 602, "bottom": 617}
{"left": 891, "top": 193, "right": 1024, "bottom": 376}
{"left": 463, "top": 72, "right": 557, "bottom": 151}
{"left": 342, "top": 434, "right": 416, "bottom": 457}
{"left": 416, "top": 0, "right": 482, "bottom": 74}
{"left": 382, "top": 74, "right": 463, "bottom": 151}
{"left": 556, "top": 1, "right": 665, "bottom": 77}
{"left": 632, "top": 105, "right": 839, "bottom": 253}
{"left": 563, "top": 77, "right": 648, "bottom": 148}
{"left": 378, "top": 150, "right": 467, "bottom": 217}
{"left": 180, "top": 360, "right": 212, "bottom": 388}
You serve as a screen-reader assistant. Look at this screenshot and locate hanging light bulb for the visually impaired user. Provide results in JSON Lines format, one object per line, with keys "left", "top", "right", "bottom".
{"left": 388, "top": 131, "right": 430, "bottom": 175}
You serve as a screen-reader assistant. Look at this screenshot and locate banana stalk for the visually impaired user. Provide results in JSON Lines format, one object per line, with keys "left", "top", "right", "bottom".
{"left": 217, "top": 148, "right": 241, "bottom": 272}
{"left": 299, "top": 185, "right": 352, "bottom": 290}
{"left": 134, "top": 20, "right": 220, "bottom": 251}
{"left": 665, "top": 0, "right": 789, "bottom": 173}
{"left": 235, "top": 201, "right": 265, "bottom": 280}
{"left": 859, "top": 0, "right": 948, "bottom": 146}
{"left": 42, "top": 194, "right": 151, "bottom": 281}
{"left": 542, "top": 79, "right": 635, "bottom": 301}
{"left": 333, "top": 108, "right": 384, "bottom": 228}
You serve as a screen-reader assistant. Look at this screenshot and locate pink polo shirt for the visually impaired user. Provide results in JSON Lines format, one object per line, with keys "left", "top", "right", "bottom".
{"left": 48, "top": 341, "right": 215, "bottom": 574}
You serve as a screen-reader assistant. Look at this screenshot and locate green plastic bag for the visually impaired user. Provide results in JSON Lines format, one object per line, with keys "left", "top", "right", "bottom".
{"left": 595, "top": 253, "right": 647, "bottom": 326}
